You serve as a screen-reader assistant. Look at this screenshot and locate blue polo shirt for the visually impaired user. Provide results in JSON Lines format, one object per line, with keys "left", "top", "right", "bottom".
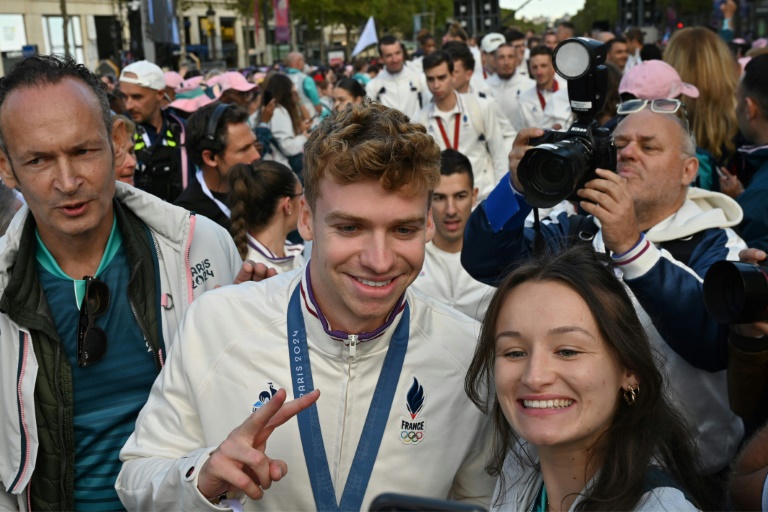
{"left": 36, "top": 217, "right": 158, "bottom": 511}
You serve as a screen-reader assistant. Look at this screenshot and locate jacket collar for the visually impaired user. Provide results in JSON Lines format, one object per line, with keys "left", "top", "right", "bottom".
{"left": 298, "top": 263, "right": 406, "bottom": 359}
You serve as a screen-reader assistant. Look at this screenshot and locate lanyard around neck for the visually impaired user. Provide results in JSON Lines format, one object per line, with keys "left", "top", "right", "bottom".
{"left": 436, "top": 113, "right": 461, "bottom": 150}
{"left": 287, "top": 284, "right": 410, "bottom": 511}
{"left": 195, "top": 169, "right": 231, "bottom": 218}
{"left": 536, "top": 80, "right": 559, "bottom": 110}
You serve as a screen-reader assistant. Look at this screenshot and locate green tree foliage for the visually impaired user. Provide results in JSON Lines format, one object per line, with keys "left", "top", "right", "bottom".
{"left": 570, "top": 0, "right": 618, "bottom": 34}
{"left": 499, "top": 8, "right": 548, "bottom": 34}
{"left": 290, "top": 0, "right": 452, "bottom": 41}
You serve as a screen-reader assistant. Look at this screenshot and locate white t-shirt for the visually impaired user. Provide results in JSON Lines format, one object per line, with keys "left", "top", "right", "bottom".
{"left": 412, "top": 242, "right": 494, "bottom": 321}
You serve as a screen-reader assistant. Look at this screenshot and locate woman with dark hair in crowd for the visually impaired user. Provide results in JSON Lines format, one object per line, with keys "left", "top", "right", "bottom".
{"left": 465, "top": 245, "right": 717, "bottom": 511}
{"left": 263, "top": 73, "right": 308, "bottom": 171}
{"left": 332, "top": 78, "right": 366, "bottom": 111}
{"left": 227, "top": 160, "right": 304, "bottom": 273}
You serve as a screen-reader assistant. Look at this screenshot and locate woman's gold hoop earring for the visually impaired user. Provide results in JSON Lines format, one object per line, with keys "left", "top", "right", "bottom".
{"left": 623, "top": 385, "right": 638, "bottom": 406}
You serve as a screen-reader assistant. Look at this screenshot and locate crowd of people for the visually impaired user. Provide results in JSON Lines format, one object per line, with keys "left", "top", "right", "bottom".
{"left": 2, "top": 1, "right": 768, "bottom": 509}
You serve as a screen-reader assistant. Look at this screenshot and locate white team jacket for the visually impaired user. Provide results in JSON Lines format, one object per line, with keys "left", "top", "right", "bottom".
{"left": 485, "top": 73, "right": 535, "bottom": 126}
{"left": 414, "top": 92, "right": 510, "bottom": 199}
{"left": 412, "top": 242, "right": 494, "bottom": 322}
{"left": 512, "top": 84, "right": 574, "bottom": 133}
{"left": 0, "top": 182, "right": 242, "bottom": 511}
{"left": 366, "top": 67, "right": 425, "bottom": 120}
{"left": 117, "top": 265, "right": 495, "bottom": 511}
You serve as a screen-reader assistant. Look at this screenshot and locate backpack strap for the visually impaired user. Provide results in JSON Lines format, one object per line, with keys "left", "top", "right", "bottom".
{"left": 462, "top": 93, "right": 486, "bottom": 142}
{"left": 567, "top": 214, "right": 599, "bottom": 243}
{"left": 565, "top": 213, "right": 705, "bottom": 267}
{"left": 657, "top": 231, "right": 706, "bottom": 266}
{"left": 169, "top": 112, "right": 188, "bottom": 190}
{"left": 642, "top": 466, "right": 695, "bottom": 504}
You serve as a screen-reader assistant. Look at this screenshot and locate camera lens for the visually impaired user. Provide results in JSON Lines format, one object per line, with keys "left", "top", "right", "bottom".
{"left": 703, "top": 261, "right": 768, "bottom": 323}
{"left": 519, "top": 140, "right": 591, "bottom": 208}
{"left": 538, "top": 159, "right": 572, "bottom": 191}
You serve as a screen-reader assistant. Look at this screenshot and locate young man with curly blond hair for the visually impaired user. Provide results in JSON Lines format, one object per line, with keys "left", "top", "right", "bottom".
{"left": 116, "top": 102, "right": 495, "bottom": 511}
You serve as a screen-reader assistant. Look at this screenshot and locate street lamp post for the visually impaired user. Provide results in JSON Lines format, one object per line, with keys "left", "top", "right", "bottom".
{"left": 206, "top": 4, "right": 217, "bottom": 61}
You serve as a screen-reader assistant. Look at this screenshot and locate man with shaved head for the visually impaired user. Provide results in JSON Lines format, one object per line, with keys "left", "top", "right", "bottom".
{"left": 285, "top": 51, "right": 322, "bottom": 121}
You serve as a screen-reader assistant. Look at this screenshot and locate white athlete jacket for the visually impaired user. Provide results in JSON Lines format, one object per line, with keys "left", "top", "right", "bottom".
{"left": 512, "top": 84, "right": 574, "bottom": 133}
{"left": 117, "top": 265, "right": 495, "bottom": 511}
{"left": 412, "top": 242, "right": 494, "bottom": 322}
{"left": 414, "top": 91, "right": 510, "bottom": 199}
{"left": 485, "top": 72, "right": 535, "bottom": 126}
{"left": 366, "top": 67, "right": 425, "bottom": 120}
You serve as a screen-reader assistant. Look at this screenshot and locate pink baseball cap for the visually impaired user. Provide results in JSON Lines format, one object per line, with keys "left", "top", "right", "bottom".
{"left": 170, "top": 83, "right": 223, "bottom": 112}
{"left": 619, "top": 60, "right": 699, "bottom": 100}
{"left": 206, "top": 71, "right": 258, "bottom": 92}
{"left": 164, "top": 71, "right": 185, "bottom": 90}
{"left": 176, "top": 75, "right": 205, "bottom": 93}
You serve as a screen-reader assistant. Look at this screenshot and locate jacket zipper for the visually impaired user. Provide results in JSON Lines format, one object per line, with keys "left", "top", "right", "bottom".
{"left": 128, "top": 260, "right": 162, "bottom": 371}
{"left": 12, "top": 333, "right": 31, "bottom": 494}
{"left": 335, "top": 334, "right": 358, "bottom": 484}
{"left": 55, "top": 342, "right": 68, "bottom": 506}
{"left": 346, "top": 334, "right": 358, "bottom": 360}
{"left": 184, "top": 215, "right": 197, "bottom": 306}
{"left": 150, "top": 230, "right": 164, "bottom": 261}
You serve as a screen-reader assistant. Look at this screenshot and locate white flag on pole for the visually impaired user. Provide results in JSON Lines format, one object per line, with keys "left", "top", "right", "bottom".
{"left": 352, "top": 17, "right": 378, "bottom": 57}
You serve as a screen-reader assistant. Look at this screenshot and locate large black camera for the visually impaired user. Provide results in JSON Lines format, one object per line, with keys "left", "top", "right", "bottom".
{"left": 518, "top": 38, "right": 617, "bottom": 208}
{"left": 703, "top": 261, "right": 768, "bottom": 323}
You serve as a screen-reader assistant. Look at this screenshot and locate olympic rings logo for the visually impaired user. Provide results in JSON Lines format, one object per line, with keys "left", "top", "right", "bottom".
{"left": 400, "top": 430, "right": 424, "bottom": 443}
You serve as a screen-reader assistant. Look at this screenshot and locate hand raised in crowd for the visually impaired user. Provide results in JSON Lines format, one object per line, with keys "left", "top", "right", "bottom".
{"left": 260, "top": 99, "right": 277, "bottom": 124}
{"left": 197, "top": 389, "right": 320, "bottom": 501}
{"left": 578, "top": 169, "right": 641, "bottom": 255}
{"left": 507, "top": 127, "right": 546, "bottom": 192}
{"left": 233, "top": 260, "right": 278, "bottom": 285}
{"left": 720, "top": 0, "right": 737, "bottom": 19}
{"left": 718, "top": 167, "right": 744, "bottom": 198}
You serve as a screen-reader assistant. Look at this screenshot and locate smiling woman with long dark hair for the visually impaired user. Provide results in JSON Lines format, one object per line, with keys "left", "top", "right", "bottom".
{"left": 465, "top": 245, "right": 718, "bottom": 511}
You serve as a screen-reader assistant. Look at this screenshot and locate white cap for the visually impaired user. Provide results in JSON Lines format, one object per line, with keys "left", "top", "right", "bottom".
{"left": 481, "top": 33, "right": 506, "bottom": 54}
{"left": 119, "top": 60, "right": 165, "bottom": 91}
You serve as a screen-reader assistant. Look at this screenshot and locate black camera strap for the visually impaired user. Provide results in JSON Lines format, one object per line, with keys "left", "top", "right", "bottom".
{"left": 532, "top": 208, "right": 546, "bottom": 256}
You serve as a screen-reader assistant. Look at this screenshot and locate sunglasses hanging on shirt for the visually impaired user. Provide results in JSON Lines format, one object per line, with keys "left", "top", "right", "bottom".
{"left": 77, "top": 276, "right": 111, "bottom": 367}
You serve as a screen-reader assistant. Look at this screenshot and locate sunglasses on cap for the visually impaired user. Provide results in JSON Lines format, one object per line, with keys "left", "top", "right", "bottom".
{"left": 616, "top": 98, "right": 690, "bottom": 134}
{"left": 77, "top": 276, "right": 110, "bottom": 368}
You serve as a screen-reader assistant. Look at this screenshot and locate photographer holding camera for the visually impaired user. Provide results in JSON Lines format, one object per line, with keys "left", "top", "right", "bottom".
{"left": 461, "top": 38, "right": 746, "bottom": 480}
